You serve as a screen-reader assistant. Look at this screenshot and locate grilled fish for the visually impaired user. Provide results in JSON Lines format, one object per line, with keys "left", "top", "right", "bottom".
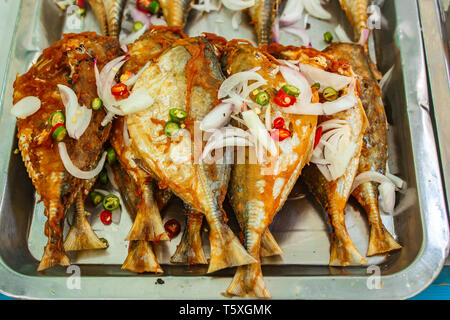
{"left": 111, "top": 159, "right": 164, "bottom": 273}
{"left": 126, "top": 36, "right": 256, "bottom": 273}
{"left": 171, "top": 205, "right": 208, "bottom": 265}
{"left": 159, "top": 0, "right": 194, "bottom": 28}
{"left": 324, "top": 43, "right": 401, "bottom": 256}
{"left": 13, "top": 32, "right": 122, "bottom": 271}
{"left": 223, "top": 42, "right": 318, "bottom": 298}
{"left": 63, "top": 182, "right": 107, "bottom": 251}
{"left": 248, "top": 0, "right": 280, "bottom": 47}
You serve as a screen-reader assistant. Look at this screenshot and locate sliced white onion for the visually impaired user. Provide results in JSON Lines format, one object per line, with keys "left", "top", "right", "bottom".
{"left": 11, "top": 96, "right": 41, "bottom": 119}
{"left": 123, "top": 62, "right": 151, "bottom": 87}
{"left": 380, "top": 65, "right": 394, "bottom": 93}
{"left": 105, "top": 163, "right": 118, "bottom": 190}
{"left": 334, "top": 24, "right": 352, "bottom": 42}
{"left": 299, "top": 63, "right": 352, "bottom": 93}
{"left": 231, "top": 10, "right": 242, "bottom": 30}
{"left": 273, "top": 16, "right": 280, "bottom": 44}
{"left": 264, "top": 104, "right": 272, "bottom": 131}
{"left": 242, "top": 109, "right": 278, "bottom": 156}
{"left": 379, "top": 181, "right": 396, "bottom": 213}
{"left": 302, "top": 0, "right": 331, "bottom": 20}
{"left": 123, "top": 119, "right": 131, "bottom": 147}
{"left": 218, "top": 67, "right": 265, "bottom": 99}
{"left": 358, "top": 28, "right": 370, "bottom": 46}
{"left": 119, "top": 87, "right": 155, "bottom": 115}
{"left": 351, "top": 171, "right": 399, "bottom": 193}
{"left": 192, "top": 0, "right": 220, "bottom": 12}
{"left": 203, "top": 136, "right": 251, "bottom": 162}
{"left": 280, "top": 65, "right": 313, "bottom": 106}
{"left": 279, "top": 59, "right": 300, "bottom": 71}
{"left": 200, "top": 102, "right": 234, "bottom": 131}
{"left": 57, "top": 84, "right": 92, "bottom": 140}
{"left": 283, "top": 25, "right": 310, "bottom": 46}
{"left": 121, "top": 23, "right": 148, "bottom": 46}
{"left": 150, "top": 15, "right": 168, "bottom": 26}
{"left": 58, "top": 142, "right": 107, "bottom": 180}
{"left": 101, "top": 111, "right": 115, "bottom": 127}
{"left": 280, "top": 0, "right": 304, "bottom": 26}
{"left": 222, "top": 0, "right": 255, "bottom": 11}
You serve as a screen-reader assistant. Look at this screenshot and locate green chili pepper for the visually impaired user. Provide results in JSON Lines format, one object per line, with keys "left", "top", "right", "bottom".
{"left": 49, "top": 111, "right": 65, "bottom": 127}
{"left": 281, "top": 84, "right": 300, "bottom": 97}
{"left": 99, "top": 238, "right": 109, "bottom": 248}
{"left": 255, "top": 91, "right": 270, "bottom": 106}
{"left": 103, "top": 194, "right": 120, "bottom": 211}
{"left": 78, "top": 7, "right": 86, "bottom": 17}
{"left": 324, "top": 31, "right": 333, "bottom": 44}
{"left": 99, "top": 170, "right": 108, "bottom": 184}
{"left": 312, "top": 82, "right": 321, "bottom": 89}
{"left": 164, "top": 121, "right": 180, "bottom": 137}
{"left": 90, "top": 192, "right": 103, "bottom": 206}
{"left": 323, "top": 87, "right": 338, "bottom": 101}
{"left": 91, "top": 97, "right": 103, "bottom": 111}
{"left": 51, "top": 124, "right": 67, "bottom": 142}
{"left": 148, "top": 0, "right": 160, "bottom": 14}
{"left": 169, "top": 108, "right": 187, "bottom": 122}
{"left": 133, "top": 21, "right": 145, "bottom": 32}
{"left": 106, "top": 148, "right": 117, "bottom": 165}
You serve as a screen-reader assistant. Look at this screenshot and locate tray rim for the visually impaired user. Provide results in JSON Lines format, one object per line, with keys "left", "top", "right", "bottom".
{"left": 0, "top": 0, "right": 448, "bottom": 299}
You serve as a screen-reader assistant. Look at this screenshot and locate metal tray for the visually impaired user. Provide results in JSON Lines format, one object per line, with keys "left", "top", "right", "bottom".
{"left": 0, "top": 0, "right": 448, "bottom": 299}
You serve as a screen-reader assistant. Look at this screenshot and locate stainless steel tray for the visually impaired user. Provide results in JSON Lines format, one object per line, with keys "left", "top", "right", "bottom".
{"left": 0, "top": 0, "right": 448, "bottom": 299}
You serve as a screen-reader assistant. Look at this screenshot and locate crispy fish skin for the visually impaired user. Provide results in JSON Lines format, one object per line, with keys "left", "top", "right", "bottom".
{"left": 248, "top": 0, "right": 280, "bottom": 47}
{"left": 126, "top": 37, "right": 256, "bottom": 273}
{"left": 159, "top": 0, "right": 194, "bottom": 28}
{"left": 13, "top": 32, "right": 122, "bottom": 271}
{"left": 110, "top": 117, "right": 169, "bottom": 242}
{"left": 223, "top": 43, "right": 317, "bottom": 298}
{"left": 103, "top": 0, "right": 126, "bottom": 39}
{"left": 324, "top": 43, "right": 401, "bottom": 256}
{"left": 171, "top": 205, "right": 208, "bottom": 265}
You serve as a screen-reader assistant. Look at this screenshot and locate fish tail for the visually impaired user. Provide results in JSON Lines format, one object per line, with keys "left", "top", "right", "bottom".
{"left": 225, "top": 263, "right": 271, "bottom": 298}
{"left": 122, "top": 241, "right": 163, "bottom": 273}
{"left": 329, "top": 209, "right": 367, "bottom": 266}
{"left": 206, "top": 218, "right": 256, "bottom": 273}
{"left": 126, "top": 184, "right": 169, "bottom": 241}
{"left": 38, "top": 200, "right": 70, "bottom": 271}
{"left": 353, "top": 183, "right": 402, "bottom": 256}
{"left": 104, "top": 0, "right": 126, "bottom": 38}
{"left": 171, "top": 210, "right": 207, "bottom": 265}
{"left": 64, "top": 195, "right": 107, "bottom": 251}
{"left": 87, "top": 0, "right": 108, "bottom": 36}
{"left": 260, "top": 229, "right": 283, "bottom": 257}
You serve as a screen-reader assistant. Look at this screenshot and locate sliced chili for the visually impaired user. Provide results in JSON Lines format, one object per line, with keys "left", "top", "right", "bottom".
{"left": 99, "top": 238, "right": 109, "bottom": 248}
{"left": 324, "top": 31, "right": 333, "bottom": 44}
{"left": 133, "top": 21, "right": 145, "bottom": 32}
{"left": 90, "top": 192, "right": 104, "bottom": 206}
{"left": 314, "top": 126, "right": 323, "bottom": 149}
{"left": 255, "top": 90, "right": 270, "bottom": 106}
{"left": 169, "top": 108, "right": 187, "bottom": 122}
{"left": 91, "top": 97, "right": 103, "bottom": 111}
{"left": 49, "top": 111, "right": 65, "bottom": 127}
{"left": 164, "top": 219, "right": 181, "bottom": 239}
{"left": 164, "top": 121, "right": 180, "bottom": 137}
{"left": 51, "top": 124, "right": 67, "bottom": 142}
{"left": 148, "top": 0, "right": 160, "bottom": 14}
{"left": 106, "top": 147, "right": 117, "bottom": 165}
{"left": 111, "top": 83, "right": 130, "bottom": 100}
{"left": 281, "top": 84, "right": 300, "bottom": 97}
{"left": 271, "top": 128, "right": 291, "bottom": 142}
{"left": 274, "top": 89, "right": 296, "bottom": 108}
{"left": 103, "top": 194, "right": 120, "bottom": 211}
{"left": 100, "top": 210, "right": 112, "bottom": 225}
{"left": 99, "top": 170, "right": 108, "bottom": 185}
{"left": 273, "top": 117, "right": 285, "bottom": 129}
{"left": 323, "top": 87, "right": 338, "bottom": 101}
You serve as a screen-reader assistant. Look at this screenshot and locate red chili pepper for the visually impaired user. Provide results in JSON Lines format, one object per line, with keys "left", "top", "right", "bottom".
{"left": 136, "top": 0, "right": 151, "bottom": 12}
{"left": 111, "top": 83, "right": 130, "bottom": 100}
{"left": 274, "top": 89, "right": 296, "bottom": 108}
{"left": 164, "top": 219, "right": 181, "bottom": 239}
{"left": 100, "top": 210, "right": 112, "bottom": 225}
{"left": 271, "top": 128, "right": 291, "bottom": 142}
{"left": 314, "top": 126, "right": 323, "bottom": 149}
{"left": 273, "top": 117, "right": 285, "bottom": 129}
{"left": 50, "top": 123, "right": 65, "bottom": 135}
{"left": 77, "top": 0, "right": 86, "bottom": 8}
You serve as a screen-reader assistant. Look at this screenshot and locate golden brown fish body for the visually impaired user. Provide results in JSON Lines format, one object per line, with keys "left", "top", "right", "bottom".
{"left": 224, "top": 42, "right": 317, "bottom": 298}
{"left": 13, "top": 32, "right": 122, "bottom": 271}
{"left": 324, "top": 43, "right": 401, "bottom": 256}
{"left": 171, "top": 205, "right": 208, "bottom": 265}
{"left": 126, "top": 37, "right": 256, "bottom": 273}
{"left": 248, "top": 0, "right": 280, "bottom": 47}
{"left": 159, "top": 0, "right": 194, "bottom": 27}
{"left": 339, "top": 0, "right": 368, "bottom": 42}
{"left": 110, "top": 117, "right": 169, "bottom": 242}
{"left": 63, "top": 180, "right": 107, "bottom": 251}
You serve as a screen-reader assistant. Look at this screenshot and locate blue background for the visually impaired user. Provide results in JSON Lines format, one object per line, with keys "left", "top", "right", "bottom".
{"left": 1, "top": 267, "right": 449, "bottom": 300}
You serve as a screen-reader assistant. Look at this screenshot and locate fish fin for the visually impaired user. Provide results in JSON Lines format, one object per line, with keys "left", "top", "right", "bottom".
{"left": 87, "top": 0, "right": 108, "bottom": 36}
{"left": 125, "top": 185, "right": 169, "bottom": 241}
{"left": 122, "top": 241, "right": 163, "bottom": 273}
{"left": 38, "top": 244, "right": 71, "bottom": 271}
{"left": 171, "top": 213, "right": 207, "bottom": 265}
{"left": 225, "top": 264, "right": 271, "bottom": 298}
{"left": 64, "top": 211, "right": 107, "bottom": 251}
{"left": 207, "top": 223, "right": 257, "bottom": 273}
{"left": 329, "top": 231, "right": 367, "bottom": 266}
{"left": 367, "top": 225, "right": 401, "bottom": 256}
{"left": 260, "top": 229, "right": 283, "bottom": 257}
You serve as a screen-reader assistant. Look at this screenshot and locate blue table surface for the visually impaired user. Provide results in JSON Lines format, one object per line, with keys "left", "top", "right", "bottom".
{"left": 1, "top": 267, "right": 450, "bottom": 300}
